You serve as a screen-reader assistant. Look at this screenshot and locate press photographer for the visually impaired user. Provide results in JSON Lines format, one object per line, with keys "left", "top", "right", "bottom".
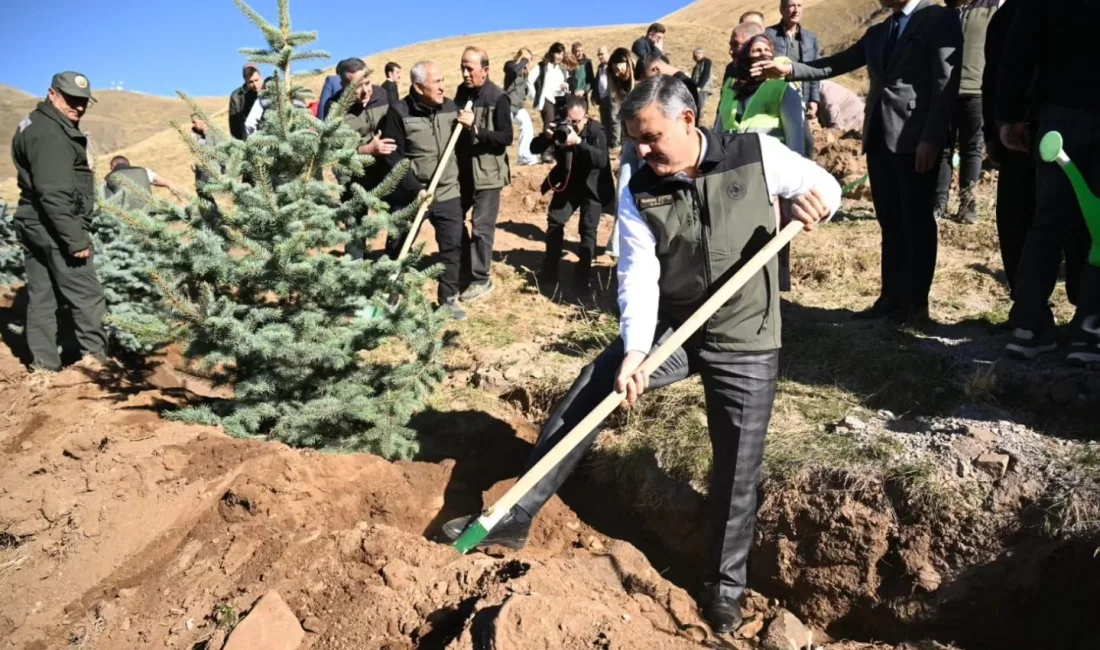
{"left": 530, "top": 95, "right": 614, "bottom": 293}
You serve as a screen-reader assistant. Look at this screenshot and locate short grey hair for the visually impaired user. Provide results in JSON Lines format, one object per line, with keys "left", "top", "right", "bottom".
{"left": 619, "top": 74, "right": 697, "bottom": 123}
{"left": 732, "top": 22, "right": 764, "bottom": 42}
{"left": 410, "top": 61, "right": 431, "bottom": 86}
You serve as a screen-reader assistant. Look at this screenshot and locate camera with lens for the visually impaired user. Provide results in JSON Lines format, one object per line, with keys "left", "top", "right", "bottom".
{"left": 553, "top": 121, "right": 576, "bottom": 145}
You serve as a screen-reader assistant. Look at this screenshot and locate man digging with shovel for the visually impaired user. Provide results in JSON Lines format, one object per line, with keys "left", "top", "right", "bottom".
{"left": 441, "top": 75, "right": 841, "bottom": 634}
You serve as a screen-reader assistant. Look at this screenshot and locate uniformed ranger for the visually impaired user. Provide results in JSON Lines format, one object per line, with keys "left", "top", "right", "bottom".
{"left": 10, "top": 72, "right": 108, "bottom": 371}
{"left": 455, "top": 46, "right": 513, "bottom": 302}
{"left": 376, "top": 60, "right": 466, "bottom": 321}
{"left": 103, "top": 156, "right": 182, "bottom": 210}
{"left": 441, "top": 75, "right": 841, "bottom": 634}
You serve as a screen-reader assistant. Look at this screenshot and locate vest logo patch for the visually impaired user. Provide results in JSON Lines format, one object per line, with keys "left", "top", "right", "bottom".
{"left": 637, "top": 194, "right": 673, "bottom": 209}
{"left": 726, "top": 182, "right": 746, "bottom": 200}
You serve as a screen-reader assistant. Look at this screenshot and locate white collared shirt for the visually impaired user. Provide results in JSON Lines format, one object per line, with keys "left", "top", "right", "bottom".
{"left": 615, "top": 131, "right": 842, "bottom": 353}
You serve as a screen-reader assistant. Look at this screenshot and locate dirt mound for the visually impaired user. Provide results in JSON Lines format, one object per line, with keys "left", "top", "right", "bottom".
{"left": 814, "top": 126, "right": 870, "bottom": 201}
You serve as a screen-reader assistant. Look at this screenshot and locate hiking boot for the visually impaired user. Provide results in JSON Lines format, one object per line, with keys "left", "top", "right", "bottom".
{"left": 460, "top": 280, "right": 495, "bottom": 303}
{"left": 441, "top": 508, "right": 532, "bottom": 551}
{"left": 704, "top": 597, "right": 743, "bottom": 635}
{"left": 439, "top": 297, "right": 468, "bottom": 322}
{"left": 933, "top": 201, "right": 948, "bottom": 221}
{"left": 1067, "top": 316, "right": 1100, "bottom": 366}
{"left": 1004, "top": 328, "right": 1057, "bottom": 360}
{"left": 955, "top": 183, "right": 979, "bottom": 224}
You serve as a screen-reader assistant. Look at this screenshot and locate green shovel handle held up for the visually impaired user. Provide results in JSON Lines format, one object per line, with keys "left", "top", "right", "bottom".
{"left": 452, "top": 219, "right": 807, "bottom": 554}
{"left": 1039, "top": 131, "right": 1100, "bottom": 266}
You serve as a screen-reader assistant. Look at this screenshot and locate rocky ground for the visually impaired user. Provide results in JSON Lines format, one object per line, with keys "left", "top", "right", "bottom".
{"left": 1, "top": 129, "right": 1098, "bottom": 650}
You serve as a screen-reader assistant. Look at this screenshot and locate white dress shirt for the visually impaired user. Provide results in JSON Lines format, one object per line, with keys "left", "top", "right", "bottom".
{"left": 616, "top": 131, "right": 842, "bottom": 353}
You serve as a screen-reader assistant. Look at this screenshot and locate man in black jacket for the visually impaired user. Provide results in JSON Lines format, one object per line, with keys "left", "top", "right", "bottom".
{"left": 10, "top": 71, "right": 108, "bottom": 370}
{"left": 998, "top": 0, "right": 1100, "bottom": 364}
{"left": 376, "top": 60, "right": 467, "bottom": 320}
{"left": 642, "top": 54, "right": 700, "bottom": 112}
{"left": 228, "top": 65, "right": 263, "bottom": 140}
{"left": 530, "top": 95, "right": 614, "bottom": 292}
{"left": 632, "top": 22, "right": 666, "bottom": 81}
{"left": 690, "top": 49, "right": 714, "bottom": 116}
{"left": 456, "top": 47, "right": 513, "bottom": 302}
{"left": 381, "top": 62, "right": 402, "bottom": 104}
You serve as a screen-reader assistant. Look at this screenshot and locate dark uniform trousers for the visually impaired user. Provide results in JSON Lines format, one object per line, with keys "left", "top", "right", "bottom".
{"left": 1010, "top": 104, "right": 1100, "bottom": 330}
{"left": 461, "top": 188, "right": 502, "bottom": 286}
{"left": 545, "top": 189, "right": 602, "bottom": 282}
{"left": 995, "top": 148, "right": 1037, "bottom": 301}
{"left": 515, "top": 322, "right": 779, "bottom": 603}
{"left": 385, "top": 197, "right": 465, "bottom": 302}
{"left": 17, "top": 219, "right": 107, "bottom": 369}
{"left": 865, "top": 128, "right": 939, "bottom": 310}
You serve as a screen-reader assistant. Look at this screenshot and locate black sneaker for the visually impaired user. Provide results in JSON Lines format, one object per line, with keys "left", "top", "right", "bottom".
{"left": 1005, "top": 328, "right": 1057, "bottom": 359}
{"left": 440, "top": 508, "right": 532, "bottom": 550}
{"left": 439, "top": 297, "right": 468, "bottom": 322}
{"left": 460, "top": 280, "right": 495, "bottom": 303}
{"left": 1067, "top": 316, "right": 1100, "bottom": 366}
{"left": 704, "top": 597, "right": 743, "bottom": 635}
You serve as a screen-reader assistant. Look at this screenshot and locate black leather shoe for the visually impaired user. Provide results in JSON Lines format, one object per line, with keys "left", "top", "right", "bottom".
{"left": 705, "top": 597, "right": 743, "bottom": 635}
{"left": 440, "top": 509, "right": 531, "bottom": 551}
{"left": 852, "top": 298, "right": 900, "bottom": 320}
{"left": 889, "top": 304, "right": 931, "bottom": 327}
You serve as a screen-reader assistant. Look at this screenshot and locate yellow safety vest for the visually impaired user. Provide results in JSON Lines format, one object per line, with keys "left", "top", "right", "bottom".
{"left": 717, "top": 77, "right": 789, "bottom": 140}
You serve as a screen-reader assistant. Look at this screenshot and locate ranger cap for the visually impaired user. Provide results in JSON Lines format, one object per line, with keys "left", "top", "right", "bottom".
{"left": 51, "top": 71, "right": 97, "bottom": 102}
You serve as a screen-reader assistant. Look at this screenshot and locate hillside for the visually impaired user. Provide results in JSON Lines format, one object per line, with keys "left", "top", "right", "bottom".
{"left": 0, "top": 87, "right": 224, "bottom": 181}
{"left": 0, "top": 0, "right": 880, "bottom": 203}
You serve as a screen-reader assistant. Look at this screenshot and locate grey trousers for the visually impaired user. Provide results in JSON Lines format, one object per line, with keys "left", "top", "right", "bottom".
{"left": 516, "top": 322, "right": 779, "bottom": 602}
{"left": 17, "top": 219, "right": 107, "bottom": 370}
{"left": 461, "top": 188, "right": 502, "bottom": 286}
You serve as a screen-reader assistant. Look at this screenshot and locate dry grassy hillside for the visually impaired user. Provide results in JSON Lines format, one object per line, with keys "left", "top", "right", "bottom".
{"left": 0, "top": 0, "right": 882, "bottom": 203}
{"left": 0, "top": 87, "right": 223, "bottom": 182}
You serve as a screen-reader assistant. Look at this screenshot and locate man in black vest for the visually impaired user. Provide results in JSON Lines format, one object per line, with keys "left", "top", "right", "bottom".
{"left": 441, "top": 75, "right": 841, "bottom": 634}
{"left": 456, "top": 47, "right": 513, "bottom": 302}
{"left": 11, "top": 71, "right": 108, "bottom": 370}
{"left": 103, "top": 156, "right": 182, "bottom": 210}
{"left": 228, "top": 65, "right": 263, "bottom": 140}
{"left": 382, "top": 62, "right": 402, "bottom": 105}
{"left": 376, "top": 60, "right": 467, "bottom": 320}
{"left": 530, "top": 95, "right": 614, "bottom": 293}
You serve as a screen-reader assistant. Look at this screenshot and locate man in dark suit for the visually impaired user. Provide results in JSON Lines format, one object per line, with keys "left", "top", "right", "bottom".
{"left": 753, "top": 0, "right": 962, "bottom": 324}
{"left": 381, "top": 62, "right": 402, "bottom": 104}
{"left": 766, "top": 0, "right": 822, "bottom": 157}
{"left": 632, "top": 22, "right": 665, "bottom": 81}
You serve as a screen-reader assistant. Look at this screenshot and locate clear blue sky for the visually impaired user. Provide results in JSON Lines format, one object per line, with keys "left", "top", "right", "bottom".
{"left": 2, "top": 0, "right": 684, "bottom": 98}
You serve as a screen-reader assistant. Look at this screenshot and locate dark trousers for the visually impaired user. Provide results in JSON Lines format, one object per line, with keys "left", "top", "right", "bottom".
{"left": 996, "top": 149, "right": 1037, "bottom": 300}
{"left": 515, "top": 324, "right": 779, "bottom": 602}
{"left": 697, "top": 91, "right": 710, "bottom": 120}
{"left": 386, "top": 196, "right": 464, "bottom": 302}
{"left": 544, "top": 190, "right": 601, "bottom": 285}
{"left": 935, "top": 96, "right": 985, "bottom": 207}
{"left": 866, "top": 136, "right": 939, "bottom": 309}
{"left": 17, "top": 219, "right": 107, "bottom": 370}
{"left": 803, "top": 117, "right": 815, "bottom": 161}
{"left": 1010, "top": 104, "right": 1100, "bottom": 331}
{"left": 600, "top": 96, "right": 622, "bottom": 149}
{"left": 460, "top": 188, "right": 502, "bottom": 286}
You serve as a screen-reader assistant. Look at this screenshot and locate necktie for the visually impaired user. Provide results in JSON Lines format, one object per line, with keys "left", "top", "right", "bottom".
{"left": 883, "top": 12, "right": 902, "bottom": 66}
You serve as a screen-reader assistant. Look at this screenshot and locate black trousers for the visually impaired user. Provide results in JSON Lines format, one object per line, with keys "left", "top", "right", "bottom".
{"left": 386, "top": 196, "right": 464, "bottom": 302}
{"left": 515, "top": 324, "right": 779, "bottom": 602}
{"left": 996, "top": 149, "right": 1037, "bottom": 300}
{"left": 866, "top": 136, "right": 939, "bottom": 309}
{"left": 544, "top": 190, "right": 602, "bottom": 283}
{"left": 17, "top": 219, "right": 107, "bottom": 370}
{"left": 1010, "top": 104, "right": 1100, "bottom": 331}
{"left": 935, "top": 96, "right": 985, "bottom": 206}
{"left": 460, "top": 188, "right": 502, "bottom": 286}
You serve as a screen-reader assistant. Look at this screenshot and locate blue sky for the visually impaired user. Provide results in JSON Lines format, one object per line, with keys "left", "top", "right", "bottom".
{"left": 2, "top": 0, "right": 684, "bottom": 98}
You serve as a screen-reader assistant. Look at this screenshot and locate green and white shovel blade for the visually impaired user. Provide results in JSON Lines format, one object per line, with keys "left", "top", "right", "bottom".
{"left": 452, "top": 517, "right": 491, "bottom": 554}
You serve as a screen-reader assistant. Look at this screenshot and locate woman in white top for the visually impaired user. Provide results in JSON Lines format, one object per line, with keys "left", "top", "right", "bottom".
{"left": 527, "top": 42, "right": 571, "bottom": 162}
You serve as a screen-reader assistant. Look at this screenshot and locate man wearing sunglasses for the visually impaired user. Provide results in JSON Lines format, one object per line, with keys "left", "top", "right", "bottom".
{"left": 10, "top": 71, "right": 108, "bottom": 371}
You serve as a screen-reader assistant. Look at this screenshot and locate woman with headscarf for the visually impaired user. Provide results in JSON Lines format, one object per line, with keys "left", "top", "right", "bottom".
{"left": 716, "top": 35, "right": 805, "bottom": 291}
{"left": 716, "top": 35, "right": 805, "bottom": 156}
{"left": 603, "top": 47, "right": 635, "bottom": 260}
